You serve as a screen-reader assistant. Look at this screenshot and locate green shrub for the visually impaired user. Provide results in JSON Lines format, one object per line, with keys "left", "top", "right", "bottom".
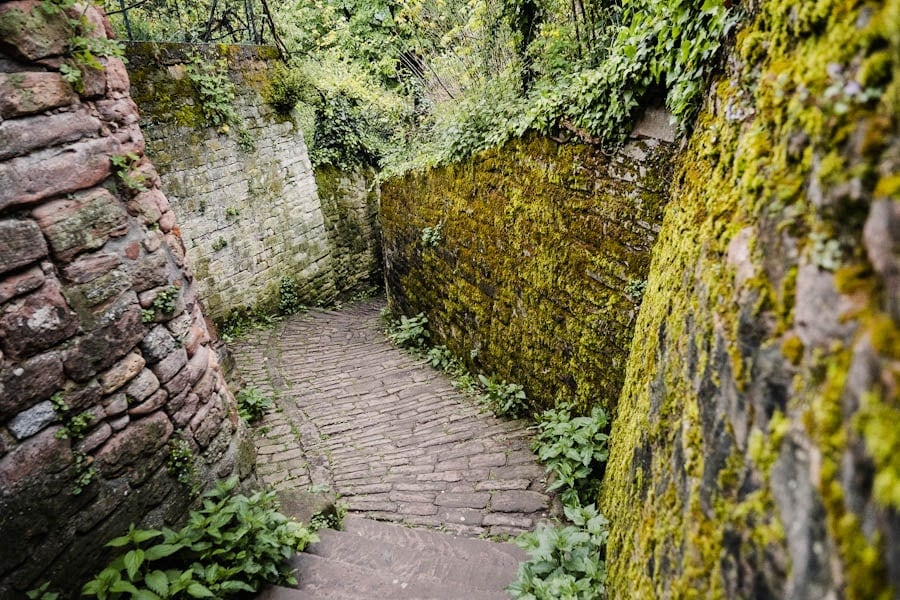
{"left": 387, "top": 313, "right": 429, "bottom": 349}
{"left": 532, "top": 403, "right": 608, "bottom": 507}
{"left": 477, "top": 374, "right": 529, "bottom": 419}
{"left": 237, "top": 387, "right": 274, "bottom": 424}
{"left": 278, "top": 277, "right": 305, "bottom": 315}
{"left": 266, "top": 65, "right": 315, "bottom": 114}
{"left": 82, "top": 478, "right": 317, "bottom": 599}
{"left": 508, "top": 503, "right": 609, "bottom": 600}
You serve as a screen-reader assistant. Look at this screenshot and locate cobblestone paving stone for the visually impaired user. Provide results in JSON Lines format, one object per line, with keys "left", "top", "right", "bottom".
{"left": 230, "top": 298, "right": 555, "bottom": 537}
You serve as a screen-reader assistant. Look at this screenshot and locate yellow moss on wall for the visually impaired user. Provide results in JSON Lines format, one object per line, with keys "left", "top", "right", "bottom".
{"left": 602, "top": 0, "right": 899, "bottom": 597}
{"left": 381, "top": 133, "right": 675, "bottom": 414}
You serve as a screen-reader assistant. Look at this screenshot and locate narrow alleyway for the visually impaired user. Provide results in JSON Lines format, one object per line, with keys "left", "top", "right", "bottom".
{"left": 230, "top": 298, "right": 554, "bottom": 538}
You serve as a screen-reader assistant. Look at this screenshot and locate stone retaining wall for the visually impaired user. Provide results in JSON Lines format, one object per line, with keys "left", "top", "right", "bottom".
{"left": 0, "top": 4, "right": 254, "bottom": 594}
{"left": 380, "top": 125, "right": 675, "bottom": 414}
{"left": 126, "top": 43, "right": 381, "bottom": 322}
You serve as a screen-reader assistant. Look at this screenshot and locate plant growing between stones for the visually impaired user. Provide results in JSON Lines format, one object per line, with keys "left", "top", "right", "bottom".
{"left": 110, "top": 153, "right": 148, "bottom": 193}
{"left": 212, "top": 237, "right": 228, "bottom": 252}
{"left": 477, "top": 374, "right": 529, "bottom": 419}
{"left": 49, "top": 393, "right": 98, "bottom": 495}
{"left": 624, "top": 278, "right": 647, "bottom": 303}
{"left": 186, "top": 53, "right": 240, "bottom": 130}
{"left": 532, "top": 402, "right": 608, "bottom": 508}
{"left": 236, "top": 387, "right": 274, "bottom": 424}
{"left": 39, "top": 0, "right": 126, "bottom": 94}
{"left": 420, "top": 222, "right": 443, "bottom": 248}
{"left": 142, "top": 285, "right": 179, "bottom": 323}
{"left": 82, "top": 477, "right": 317, "bottom": 599}
{"left": 278, "top": 276, "right": 305, "bottom": 315}
{"left": 386, "top": 312, "right": 429, "bottom": 349}
{"left": 25, "top": 582, "right": 59, "bottom": 600}
{"left": 166, "top": 438, "right": 199, "bottom": 491}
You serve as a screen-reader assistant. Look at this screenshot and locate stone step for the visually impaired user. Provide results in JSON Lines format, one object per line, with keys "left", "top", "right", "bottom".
{"left": 256, "top": 516, "right": 526, "bottom": 600}
{"left": 306, "top": 529, "right": 518, "bottom": 591}
{"left": 340, "top": 515, "right": 527, "bottom": 568}
{"left": 259, "top": 554, "right": 513, "bottom": 600}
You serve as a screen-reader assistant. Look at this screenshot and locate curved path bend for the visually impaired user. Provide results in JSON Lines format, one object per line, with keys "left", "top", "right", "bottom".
{"left": 230, "top": 298, "right": 554, "bottom": 538}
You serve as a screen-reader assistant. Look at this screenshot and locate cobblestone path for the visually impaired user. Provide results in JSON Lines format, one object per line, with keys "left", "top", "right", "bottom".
{"left": 230, "top": 298, "right": 554, "bottom": 538}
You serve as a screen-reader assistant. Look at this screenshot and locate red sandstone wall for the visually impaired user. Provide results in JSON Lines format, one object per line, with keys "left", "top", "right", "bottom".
{"left": 0, "top": 2, "right": 254, "bottom": 594}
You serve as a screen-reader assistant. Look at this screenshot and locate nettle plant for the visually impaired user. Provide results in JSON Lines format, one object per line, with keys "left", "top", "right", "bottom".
{"left": 236, "top": 387, "right": 274, "bottom": 424}
{"left": 386, "top": 312, "right": 430, "bottom": 349}
{"left": 532, "top": 402, "right": 609, "bottom": 507}
{"left": 508, "top": 503, "right": 609, "bottom": 600}
{"left": 476, "top": 374, "right": 529, "bottom": 419}
{"left": 509, "top": 403, "right": 611, "bottom": 599}
{"left": 82, "top": 477, "right": 317, "bottom": 599}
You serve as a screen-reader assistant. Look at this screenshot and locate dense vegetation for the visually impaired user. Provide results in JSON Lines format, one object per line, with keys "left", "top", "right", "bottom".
{"left": 101, "top": 0, "right": 738, "bottom": 173}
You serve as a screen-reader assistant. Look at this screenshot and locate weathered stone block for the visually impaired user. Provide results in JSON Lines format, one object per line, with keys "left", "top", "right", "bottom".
{"left": 125, "top": 190, "right": 162, "bottom": 225}
{"left": 32, "top": 187, "right": 129, "bottom": 261}
{"left": 140, "top": 325, "right": 177, "bottom": 364}
{"left": 191, "top": 393, "right": 224, "bottom": 448}
{"left": 125, "top": 368, "right": 160, "bottom": 402}
{"left": 63, "top": 303, "right": 145, "bottom": 381}
{"left": 102, "top": 392, "right": 128, "bottom": 417}
{"left": 7, "top": 400, "right": 57, "bottom": 440}
{"left": 162, "top": 364, "right": 192, "bottom": 397}
{"left": 94, "top": 411, "right": 172, "bottom": 476}
{"left": 0, "top": 426, "right": 72, "bottom": 491}
{"left": 0, "top": 279, "right": 77, "bottom": 360}
{"left": 65, "top": 269, "right": 131, "bottom": 309}
{"left": 151, "top": 347, "right": 187, "bottom": 384}
{"left": 0, "top": 265, "right": 45, "bottom": 304}
{"left": 169, "top": 392, "right": 199, "bottom": 428}
{"left": 128, "top": 388, "right": 167, "bottom": 416}
{"left": 104, "top": 57, "right": 130, "bottom": 95}
{"left": 0, "top": 72, "right": 75, "bottom": 118}
{"left": 0, "top": 218, "right": 48, "bottom": 276}
{"left": 129, "top": 250, "right": 169, "bottom": 293}
{"left": 0, "top": 108, "right": 102, "bottom": 161}
{"left": 62, "top": 251, "right": 122, "bottom": 284}
{"left": 0, "top": 1, "right": 70, "bottom": 60}
{"left": 97, "top": 351, "right": 145, "bottom": 394}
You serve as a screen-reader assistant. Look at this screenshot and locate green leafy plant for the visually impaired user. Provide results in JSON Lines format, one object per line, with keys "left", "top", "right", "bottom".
{"left": 110, "top": 152, "right": 148, "bottom": 192}
{"left": 237, "top": 127, "right": 256, "bottom": 152}
{"left": 49, "top": 393, "right": 98, "bottom": 494}
{"left": 532, "top": 403, "right": 609, "bottom": 507}
{"left": 71, "top": 450, "right": 98, "bottom": 495}
{"left": 26, "top": 582, "right": 59, "bottom": 600}
{"left": 421, "top": 222, "right": 444, "bottom": 248}
{"left": 166, "top": 439, "right": 199, "bottom": 490}
{"left": 186, "top": 53, "right": 239, "bottom": 129}
{"left": 477, "top": 374, "right": 529, "bottom": 418}
{"left": 278, "top": 277, "right": 305, "bottom": 315}
{"left": 55, "top": 11, "right": 125, "bottom": 93}
{"left": 508, "top": 503, "right": 609, "bottom": 600}
{"left": 386, "top": 313, "right": 430, "bottom": 349}
{"left": 236, "top": 387, "right": 274, "bottom": 424}
{"left": 224, "top": 207, "right": 240, "bottom": 218}
{"left": 624, "top": 278, "right": 647, "bottom": 303}
{"left": 143, "top": 286, "right": 179, "bottom": 323}
{"left": 212, "top": 238, "right": 228, "bottom": 252}
{"left": 82, "top": 478, "right": 318, "bottom": 599}
{"left": 50, "top": 393, "right": 92, "bottom": 440}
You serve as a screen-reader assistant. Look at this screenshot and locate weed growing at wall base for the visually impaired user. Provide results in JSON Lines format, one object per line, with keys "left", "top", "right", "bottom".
{"left": 532, "top": 402, "right": 608, "bottom": 507}
{"left": 237, "top": 387, "right": 274, "bottom": 424}
{"left": 82, "top": 477, "right": 317, "bottom": 599}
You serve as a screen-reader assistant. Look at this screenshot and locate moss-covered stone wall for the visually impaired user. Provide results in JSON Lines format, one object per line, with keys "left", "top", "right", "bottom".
{"left": 381, "top": 129, "right": 675, "bottom": 413}
{"left": 601, "top": 0, "right": 899, "bottom": 597}
{"left": 125, "top": 43, "right": 381, "bottom": 322}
